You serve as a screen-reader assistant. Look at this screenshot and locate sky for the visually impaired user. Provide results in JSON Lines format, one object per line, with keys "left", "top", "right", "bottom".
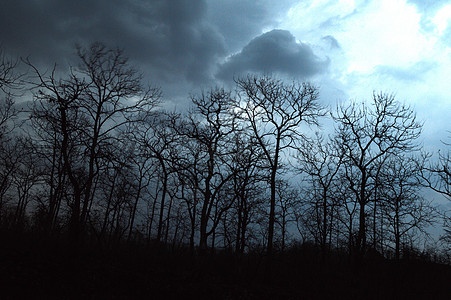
{"left": 0, "top": 0, "right": 450, "bottom": 148}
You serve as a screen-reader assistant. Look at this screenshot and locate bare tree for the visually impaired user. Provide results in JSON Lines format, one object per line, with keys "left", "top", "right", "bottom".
{"left": 419, "top": 132, "right": 451, "bottom": 253}
{"left": 420, "top": 132, "right": 451, "bottom": 200}
{"left": 295, "top": 134, "right": 343, "bottom": 257}
{"left": 332, "top": 92, "right": 422, "bottom": 259}
{"left": 170, "top": 88, "right": 237, "bottom": 251}
{"left": 11, "top": 137, "right": 44, "bottom": 228}
{"left": 235, "top": 74, "right": 324, "bottom": 254}
{"left": 379, "top": 156, "right": 436, "bottom": 260}
{"left": 0, "top": 47, "right": 21, "bottom": 152}
{"left": 168, "top": 125, "right": 203, "bottom": 251}
{"left": 0, "top": 97, "right": 18, "bottom": 216}
{"left": 274, "top": 179, "right": 298, "bottom": 251}
{"left": 27, "top": 43, "right": 160, "bottom": 240}
{"left": 0, "top": 48, "right": 21, "bottom": 92}
{"left": 74, "top": 43, "right": 160, "bottom": 238}
{"left": 0, "top": 49, "right": 22, "bottom": 224}
{"left": 229, "top": 133, "right": 265, "bottom": 253}
{"left": 130, "top": 112, "right": 178, "bottom": 241}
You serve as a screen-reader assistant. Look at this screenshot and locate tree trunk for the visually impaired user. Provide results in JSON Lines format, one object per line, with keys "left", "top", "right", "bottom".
{"left": 128, "top": 175, "right": 143, "bottom": 241}
{"left": 199, "top": 167, "right": 212, "bottom": 252}
{"left": 157, "top": 164, "right": 168, "bottom": 241}
{"left": 395, "top": 202, "right": 400, "bottom": 260}
{"left": 236, "top": 195, "right": 242, "bottom": 253}
{"left": 268, "top": 166, "right": 277, "bottom": 254}
{"left": 164, "top": 194, "right": 173, "bottom": 243}
{"left": 357, "top": 201, "right": 366, "bottom": 259}
{"left": 148, "top": 180, "right": 160, "bottom": 240}
{"left": 322, "top": 190, "right": 328, "bottom": 259}
{"left": 268, "top": 135, "right": 280, "bottom": 255}
{"left": 357, "top": 171, "right": 368, "bottom": 259}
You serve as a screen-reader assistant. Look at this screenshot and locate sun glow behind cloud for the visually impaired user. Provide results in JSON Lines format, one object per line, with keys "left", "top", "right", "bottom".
{"left": 343, "top": 0, "right": 428, "bottom": 73}
{"left": 432, "top": 3, "right": 451, "bottom": 35}
{"left": 283, "top": 0, "right": 435, "bottom": 73}
{"left": 279, "top": 0, "right": 451, "bottom": 148}
{"left": 281, "top": 0, "right": 450, "bottom": 92}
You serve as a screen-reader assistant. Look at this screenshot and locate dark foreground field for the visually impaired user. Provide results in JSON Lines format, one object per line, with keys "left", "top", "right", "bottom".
{"left": 0, "top": 232, "right": 450, "bottom": 299}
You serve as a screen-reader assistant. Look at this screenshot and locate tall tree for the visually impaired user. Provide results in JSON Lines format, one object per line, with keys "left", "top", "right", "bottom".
{"left": 274, "top": 179, "right": 298, "bottom": 251}
{"left": 0, "top": 49, "right": 22, "bottom": 223}
{"left": 131, "top": 112, "right": 177, "bottom": 241}
{"left": 379, "top": 156, "right": 436, "bottom": 260}
{"left": 229, "top": 133, "right": 265, "bottom": 253}
{"left": 235, "top": 74, "right": 324, "bottom": 254}
{"left": 420, "top": 133, "right": 451, "bottom": 200}
{"left": 295, "top": 134, "right": 343, "bottom": 257}
{"left": 419, "top": 132, "right": 451, "bottom": 251}
{"left": 171, "top": 88, "right": 237, "bottom": 251}
{"left": 28, "top": 43, "right": 160, "bottom": 240}
{"left": 332, "top": 92, "right": 422, "bottom": 258}
{"left": 0, "top": 47, "right": 21, "bottom": 92}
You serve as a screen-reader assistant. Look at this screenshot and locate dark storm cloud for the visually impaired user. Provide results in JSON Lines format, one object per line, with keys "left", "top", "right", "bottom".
{"left": 207, "top": 0, "right": 296, "bottom": 53}
{"left": 216, "top": 29, "right": 329, "bottom": 81}
{"left": 0, "top": 0, "right": 226, "bottom": 97}
{"left": 374, "top": 61, "right": 437, "bottom": 82}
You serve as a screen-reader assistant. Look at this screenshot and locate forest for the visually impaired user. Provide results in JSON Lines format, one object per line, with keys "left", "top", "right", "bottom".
{"left": 0, "top": 43, "right": 450, "bottom": 298}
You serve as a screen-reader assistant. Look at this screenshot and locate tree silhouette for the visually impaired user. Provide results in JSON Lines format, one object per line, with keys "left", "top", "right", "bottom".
{"left": 169, "top": 88, "right": 237, "bottom": 251}
{"left": 235, "top": 74, "right": 324, "bottom": 254}
{"left": 295, "top": 134, "right": 343, "bottom": 258}
{"left": 0, "top": 50, "right": 21, "bottom": 226}
{"left": 379, "top": 156, "right": 436, "bottom": 260}
{"left": 332, "top": 92, "right": 422, "bottom": 259}
{"left": 27, "top": 43, "right": 160, "bottom": 240}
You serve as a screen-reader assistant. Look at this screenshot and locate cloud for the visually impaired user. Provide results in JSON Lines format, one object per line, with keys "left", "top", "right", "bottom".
{"left": 407, "top": 0, "right": 449, "bottom": 12}
{"left": 216, "top": 29, "right": 329, "bottom": 81}
{"left": 0, "top": 0, "right": 226, "bottom": 99}
{"left": 206, "top": 0, "right": 296, "bottom": 53}
{"left": 374, "top": 61, "right": 437, "bottom": 81}
{"left": 321, "top": 35, "right": 341, "bottom": 49}
{"left": 442, "top": 25, "right": 451, "bottom": 46}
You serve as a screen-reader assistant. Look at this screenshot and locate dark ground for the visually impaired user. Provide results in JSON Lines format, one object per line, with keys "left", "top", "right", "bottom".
{"left": 0, "top": 231, "right": 450, "bottom": 299}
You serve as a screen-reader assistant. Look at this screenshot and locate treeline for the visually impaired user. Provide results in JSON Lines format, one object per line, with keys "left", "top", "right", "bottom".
{"left": 0, "top": 43, "right": 449, "bottom": 262}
